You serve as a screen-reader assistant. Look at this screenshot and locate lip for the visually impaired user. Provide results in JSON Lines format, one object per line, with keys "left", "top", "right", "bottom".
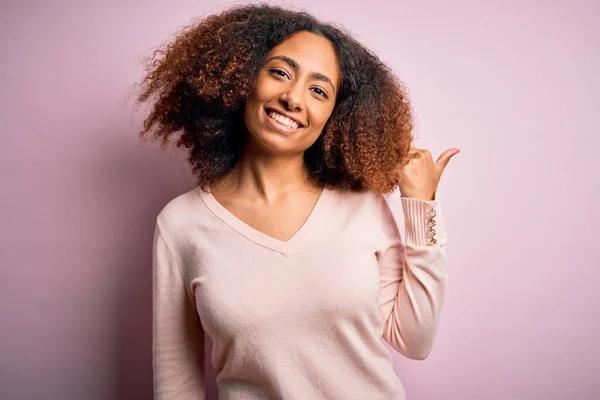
{"left": 265, "top": 107, "right": 305, "bottom": 127}
{"left": 264, "top": 108, "right": 304, "bottom": 134}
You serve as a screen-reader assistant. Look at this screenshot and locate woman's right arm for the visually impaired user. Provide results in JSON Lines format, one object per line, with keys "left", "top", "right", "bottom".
{"left": 152, "top": 222, "right": 206, "bottom": 400}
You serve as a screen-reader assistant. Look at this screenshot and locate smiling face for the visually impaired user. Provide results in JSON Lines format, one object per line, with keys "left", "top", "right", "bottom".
{"left": 243, "top": 30, "right": 340, "bottom": 156}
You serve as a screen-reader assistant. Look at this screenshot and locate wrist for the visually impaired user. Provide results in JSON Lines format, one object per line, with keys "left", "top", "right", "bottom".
{"left": 400, "top": 192, "right": 436, "bottom": 201}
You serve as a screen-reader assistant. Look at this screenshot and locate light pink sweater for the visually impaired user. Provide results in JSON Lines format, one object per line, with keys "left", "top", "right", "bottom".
{"left": 152, "top": 185, "right": 448, "bottom": 400}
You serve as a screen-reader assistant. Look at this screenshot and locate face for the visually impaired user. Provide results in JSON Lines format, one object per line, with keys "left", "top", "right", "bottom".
{"left": 243, "top": 31, "right": 340, "bottom": 156}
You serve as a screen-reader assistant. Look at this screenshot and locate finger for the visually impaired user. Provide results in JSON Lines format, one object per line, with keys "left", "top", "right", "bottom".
{"left": 404, "top": 151, "right": 422, "bottom": 164}
{"left": 435, "top": 148, "right": 460, "bottom": 171}
{"left": 398, "top": 149, "right": 419, "bottom": 166}
{"left": 421, "top": 149, "right": 433, "bottom": 161}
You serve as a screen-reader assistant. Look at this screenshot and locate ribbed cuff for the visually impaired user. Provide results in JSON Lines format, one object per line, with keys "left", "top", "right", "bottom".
{"left": 400, "top": 197, "right": 447, "bottom": 247}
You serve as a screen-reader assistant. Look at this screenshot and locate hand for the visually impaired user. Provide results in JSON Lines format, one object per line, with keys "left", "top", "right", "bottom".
{"left": 394, "top": 147, "right": 460, "bottom": 201}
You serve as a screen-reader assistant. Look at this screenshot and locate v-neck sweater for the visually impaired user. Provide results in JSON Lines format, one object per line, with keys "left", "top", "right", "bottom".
{"left": 152, "top": 186, "right": 449, "bottom": 400}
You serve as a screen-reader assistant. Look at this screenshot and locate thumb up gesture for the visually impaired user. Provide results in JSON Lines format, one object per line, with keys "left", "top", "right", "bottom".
{"left": 394, "top": 147, "right": 460, "bottom": 201}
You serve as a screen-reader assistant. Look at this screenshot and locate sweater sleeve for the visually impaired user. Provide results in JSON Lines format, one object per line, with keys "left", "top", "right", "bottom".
{"left": 376, "top": 194, "right": 448, "bottom": 360}
{"left": 152, "top": 222, "right": 206, "bottom": 399}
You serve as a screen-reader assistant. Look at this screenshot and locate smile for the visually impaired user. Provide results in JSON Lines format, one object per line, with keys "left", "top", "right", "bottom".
{"left": 265, "top": 109, "right": 304, "bottom": 133}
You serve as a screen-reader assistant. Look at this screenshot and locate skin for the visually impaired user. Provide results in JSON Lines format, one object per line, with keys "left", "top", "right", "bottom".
{"left": 395, "top": 147, "right": 461, "bottom": 201}
{"left": 211, "top": 31, "right": 341, "bottom": 242}
{"left": 211, "top": 30, "right": 460, "bottom": 241}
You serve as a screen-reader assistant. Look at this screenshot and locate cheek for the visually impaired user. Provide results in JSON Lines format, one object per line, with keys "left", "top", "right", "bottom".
{"left": 310, "top": 104, "right": 335, "bottom": 129}
{"left": 252, "top": 75, "right": 277, "bottom": 101}
{"left": 243, "top": 91, "right": 264, "bottom": 123}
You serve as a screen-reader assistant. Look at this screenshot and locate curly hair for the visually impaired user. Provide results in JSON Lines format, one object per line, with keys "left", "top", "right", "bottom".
{"left": 134, "top": 3, "right": 414, "bottom": 193}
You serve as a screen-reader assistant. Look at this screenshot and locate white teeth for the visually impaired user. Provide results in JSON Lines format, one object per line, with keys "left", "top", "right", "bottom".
{"left": 268, "top": 110, "right": 300, "bottom": 129}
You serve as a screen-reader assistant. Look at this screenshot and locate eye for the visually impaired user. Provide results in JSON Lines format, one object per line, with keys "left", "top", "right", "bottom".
{"left": 311, "top": 87, "right": 329, "bottom": 99}
{"left": 269, "top": 68, "right": 290, "bottom": 79}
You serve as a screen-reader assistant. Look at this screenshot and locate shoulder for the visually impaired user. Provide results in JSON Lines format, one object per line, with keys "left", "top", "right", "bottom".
{"left": 155, "top": 186, "right": 209, "bottom": 238}
{"left": 325, "top": 187, "right": 395, "bottom": 229}
{"left": 327, "top": 186, "right": 391, "bottom": 213}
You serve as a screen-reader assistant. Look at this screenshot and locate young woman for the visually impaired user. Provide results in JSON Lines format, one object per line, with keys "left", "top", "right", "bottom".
{"left": 136, "top": 4, "right": 459, "bottom": 399}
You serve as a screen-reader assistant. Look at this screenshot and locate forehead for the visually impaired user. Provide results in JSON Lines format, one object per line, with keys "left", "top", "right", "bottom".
{"left": 267, "top": 31, "right": 340, "bottom": 86}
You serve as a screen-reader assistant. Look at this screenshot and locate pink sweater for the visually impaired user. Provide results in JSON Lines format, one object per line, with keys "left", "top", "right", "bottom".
{"left": 152, "top": 186, "right": 448, "bottom": 400}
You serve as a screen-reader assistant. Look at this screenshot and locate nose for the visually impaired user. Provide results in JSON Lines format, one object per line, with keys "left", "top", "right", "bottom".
{"left": 279, "top": 84, "right": 304, "bottom": 111}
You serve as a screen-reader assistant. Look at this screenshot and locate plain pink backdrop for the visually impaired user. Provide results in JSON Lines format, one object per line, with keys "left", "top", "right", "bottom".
{"left": 1, "top": 0, "right": 598, "bottom": 399}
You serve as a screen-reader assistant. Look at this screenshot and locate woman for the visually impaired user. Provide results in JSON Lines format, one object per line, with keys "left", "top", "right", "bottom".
{"left": 136, "top": 4, "right": 459, "bottom": 399}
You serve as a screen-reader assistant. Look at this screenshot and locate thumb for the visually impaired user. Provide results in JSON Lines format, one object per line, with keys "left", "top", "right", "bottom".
{"left": 435, "top": 148, "right": 460, "bottom": 172}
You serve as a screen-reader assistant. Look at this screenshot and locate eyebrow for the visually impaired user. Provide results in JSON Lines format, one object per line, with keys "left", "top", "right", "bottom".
{"left": 265, "top": 55, "right": 336, "bottom": 95}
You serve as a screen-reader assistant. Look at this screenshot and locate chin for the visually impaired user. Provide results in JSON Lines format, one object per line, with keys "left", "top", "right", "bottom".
{"left": 258, "top": 132, "right": 298, "bottom": 155}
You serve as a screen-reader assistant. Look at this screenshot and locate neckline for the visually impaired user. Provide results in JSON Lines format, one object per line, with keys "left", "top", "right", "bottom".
{"left": 197, "top": 185, "right": 332, "bottom": 257}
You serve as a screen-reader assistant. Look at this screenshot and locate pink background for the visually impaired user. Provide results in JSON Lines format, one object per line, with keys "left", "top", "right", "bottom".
{"left": 2, "top": 0, "right": 598, "bottom": 399}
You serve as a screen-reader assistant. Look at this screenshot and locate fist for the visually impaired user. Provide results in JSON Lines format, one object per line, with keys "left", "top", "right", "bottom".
{"left": 394, "top": 147, "right": 460, "bottom": 201}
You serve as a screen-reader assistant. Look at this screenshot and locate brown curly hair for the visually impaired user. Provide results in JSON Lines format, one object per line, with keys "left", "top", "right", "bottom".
{"left": 134, "top": 3, "right": 413, "bottom": 193}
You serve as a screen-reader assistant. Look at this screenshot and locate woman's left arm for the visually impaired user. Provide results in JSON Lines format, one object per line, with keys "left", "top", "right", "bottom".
{"left": 377, "top": 195, "right": 448, "bottom": 360}
{"left": 378, "top": 146, "right": 459, "bottom": 359}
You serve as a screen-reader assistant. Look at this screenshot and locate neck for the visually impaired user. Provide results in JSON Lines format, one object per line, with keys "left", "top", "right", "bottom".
{"left": 215, "top": 142, "right": 317, "bottom": 202}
